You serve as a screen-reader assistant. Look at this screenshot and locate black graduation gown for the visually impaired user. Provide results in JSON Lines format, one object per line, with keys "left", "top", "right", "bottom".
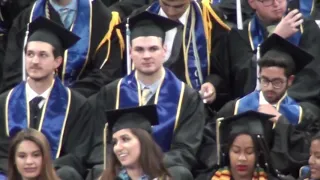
{"left": 0, "top": 89, "right": 94, "bottom": 178}
{"left": 85, "top": 77, "right": 206, "bottom": 179}
{"left": 198, "top": 99, "right": 320, "bottom": 178}
{"left": 212, "top": 18, "right": 320, "bottom": 109}
{"left": 215, "top": 0, "right": 254, "bottom": 27}
{"left": 0, "top": 0, "right": 122, "bottom": 97}
{"left": 113, "top": 3, "right": 229, "bottom": 113}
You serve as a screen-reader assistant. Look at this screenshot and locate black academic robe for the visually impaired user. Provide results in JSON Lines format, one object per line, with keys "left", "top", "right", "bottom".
{"left": 85, "top": 77, "right": 206, "bottom": 179}
{"left": 0, "top": 89, "right": 94, "bottom": 178}
{"left": 114, "top": 2, "right": 229, "bottom": 112}
{"left": 212, "top": 18, "right": 320, "bottom": 109}
{"left": 215, "top": 0, "right": 254, "bottom": 27}
{"left": 198, "top": 99, "right": 320, "bottom": 178}
{"left": 0, "top": 0, "right": 122, "bottom": 97}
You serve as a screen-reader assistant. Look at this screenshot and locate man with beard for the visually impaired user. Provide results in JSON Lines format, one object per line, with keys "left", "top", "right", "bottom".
{"left": 196, "top": 34, "right": 320, "bottom": 179}
{"left": 212, "top": 0, "right": 320, "bottom": 109}
{"left": 0, "top": 17, "right": 95, "bottom": 180}
{"left": 0, "top": 0, "right": 123, "bottom": 97}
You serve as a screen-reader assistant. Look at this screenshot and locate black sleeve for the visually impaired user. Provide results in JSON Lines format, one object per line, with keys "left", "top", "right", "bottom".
{"left": 71, "top": 18, "right": 123, "bottom": 97}
{"left": 0, "top": 10, "right": 29, "bottom": 93}
{"left": 193, "top": 100, "right": 236, "bottom": 179}
{"left": 109, "top": 1, "right": 151, "bottom": 20}
{"left": 206, "top": 30, "right": 233, "bottom": 111}
{"left": 163, "top": 88, "right": 206, "bottom": 170}
{"left": 270, "top": 101, "right": 320, "bottom": 177}
{"left": 0, "top": 92, "right": 12, "bottom": 175}
{"left": 53, "top": 97, "right": 95, "bottom": 177}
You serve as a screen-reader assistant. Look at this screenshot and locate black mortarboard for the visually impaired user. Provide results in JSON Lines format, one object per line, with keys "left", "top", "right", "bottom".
{"left": 216, "top": 110, "right": 275, "bottom": 165}
{"left": 27, "top": 16, "right": 80, "bottom": 53}
{"left": 115, "top": 11, "right": 181, "bottom": 41}
{"left": 259, "top": 34, "right": 313, "bottom": 74}
{"left": 105, "top": 105, "right": 159, "bottom": 135}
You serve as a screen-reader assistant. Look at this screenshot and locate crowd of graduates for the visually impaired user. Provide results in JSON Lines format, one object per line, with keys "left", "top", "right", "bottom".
{"left": 0, "top": 0, "right": 320, "bottom": 179}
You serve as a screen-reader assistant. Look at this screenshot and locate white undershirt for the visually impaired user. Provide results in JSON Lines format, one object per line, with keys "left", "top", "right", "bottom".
{"left": 159, "top": 6, "right": 190, "bottom": 61}
{"left": 26, "top": 82, "right": 51, "bottom": 108}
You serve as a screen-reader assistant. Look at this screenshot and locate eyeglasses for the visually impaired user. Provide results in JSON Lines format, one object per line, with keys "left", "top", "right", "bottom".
{"left": 258, "top": 77, "right": 285, "bottom": 89}
{"left": 257, "top": 0, "right": 283, "bottom": 7}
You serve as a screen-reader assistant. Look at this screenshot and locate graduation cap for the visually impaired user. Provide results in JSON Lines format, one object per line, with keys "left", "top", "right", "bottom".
{"left": 216, "top": 110, "right": 275, "bottom": 165}
{"left": 115, "top": 11, "right": 181, "bottom": 75}
{"left": 105, "top": 105, "right": 159, "bottom": 136}
{"left": 259, "top": 34, "right": 313, "bottom": 74}
{"left": 115, "top": 11, "right": 181, "bottom": 41}
{"left": 27, "top": 16, "right": 80, "bottom": 53}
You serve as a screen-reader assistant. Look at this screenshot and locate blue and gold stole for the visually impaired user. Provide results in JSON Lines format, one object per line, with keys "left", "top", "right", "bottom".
{"left": 147, "top": 0, "right": 229, "bottom": 90}
{"left": 115, "top": 68, "right": 185, "bottom": 152}
{"left": 29, "top": 0, "right": 92, "bottom": 86}
{"left": 299, "top": 0, "right": 315, "bottom": 17}
{"left": 5, "top": 77, "right": 71, "bottom": 159}
{"left": 234, "top": 91, "right": 303, "bottom": 125}
{"left": 248, "top": 15, "right": 303, "bottom": 51}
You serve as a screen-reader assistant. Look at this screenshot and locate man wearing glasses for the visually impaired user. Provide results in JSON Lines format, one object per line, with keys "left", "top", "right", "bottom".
{"left": 210, "top": 0, "right": 320, "bottom": 110}
{"left": 198, "top": 34, "right": 320, "bottom": 179}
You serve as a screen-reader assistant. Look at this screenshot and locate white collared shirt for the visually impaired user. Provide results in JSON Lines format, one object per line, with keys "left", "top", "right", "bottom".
{"left": 159, "top": 6, "right": 190, "bottom": 61}
{"left": 26, "top": 83, "right": 51, "bottom": 109}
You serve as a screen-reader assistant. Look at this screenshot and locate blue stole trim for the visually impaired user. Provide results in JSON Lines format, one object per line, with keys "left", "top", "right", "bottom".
{"left": 148, "top": 1, "right": 209, "bottom": 90}
{"left": 249, "top": 15, "right": 301, "bottom": 50}
{"left": 31, "top": 0, "right": 91, "bottom": 86}
{"left": 211, "top": 0, "right": 220, "bottom": 4}
{"left": 117, "top": 69, "right": 183, "bottom": 152}
{"left": 6, "top": 77, "right": 71, "bottom": 159}
{"left": 235, "top": 91, "right": 302, "bottom": 125}
{"left": 300, "top": 0, "right": 313, "bottom": 17}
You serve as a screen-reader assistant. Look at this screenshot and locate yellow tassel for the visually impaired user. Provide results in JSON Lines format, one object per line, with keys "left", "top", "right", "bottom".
{"left": 95, "top": 11, "right": 125, "bottom": 69}
{"left": 201, "top": 0, "right": 231, "bottom": 31}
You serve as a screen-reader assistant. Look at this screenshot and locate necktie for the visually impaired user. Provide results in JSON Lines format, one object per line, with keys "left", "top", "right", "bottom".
{"left": 60, "top": 8, "right": 73, "bottom": 29}
{"left": 29, "top": 96, "right": 44, "bottom": 126}
{"left": 30, "top": 96, "right": 44, "bottom": 110}
{"left": 141, "top": 88, "right": 151, "bottom": 105}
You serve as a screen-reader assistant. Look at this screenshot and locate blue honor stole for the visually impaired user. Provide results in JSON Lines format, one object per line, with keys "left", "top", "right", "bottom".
{"left": 5, "top": 77, "right": 71, "bottom": 159}
{"left": 29, "top": 0, "right": 92, "bottom": 86}
{"left": 115, "top": 68, "right": 185, "bottom": 152}
{"left": 148, "top": 1, "right": 210, "bottom": 90}
{"left": 248, "top": 15, "right": 303, "bottom": 51}
{"left": 299, "top": 0, "right": 315, "bottom": 17}
{"left": 234, "top": 91, "right": 303, "bottom": 125}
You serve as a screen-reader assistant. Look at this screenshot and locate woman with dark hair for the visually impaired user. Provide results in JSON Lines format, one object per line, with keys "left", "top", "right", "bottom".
{"left": 100, "top": 105, "right": 170, "bottom": 180}
{"left": 211, "top": 111, "right": 281, "bottom": 180}
{"left": 7, "top": 128, "right": 59, "bottom": 180}
{"left": 305, "top": 132, "right": 320, "bottom": 180}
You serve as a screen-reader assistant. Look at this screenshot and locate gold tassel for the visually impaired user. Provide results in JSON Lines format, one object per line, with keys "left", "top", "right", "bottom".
{"left": 95, "top": 12, "right": 125, "bottom": 69}
{"left": 201, "top": 0, "right": 231, "bottom": 31}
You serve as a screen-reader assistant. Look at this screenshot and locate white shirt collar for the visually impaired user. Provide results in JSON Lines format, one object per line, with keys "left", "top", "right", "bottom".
{"left": 26, "top": 82, "right": 52, "bottom": 108}
{"left": 159, "top": 5, "right": 190, "bottom": 26}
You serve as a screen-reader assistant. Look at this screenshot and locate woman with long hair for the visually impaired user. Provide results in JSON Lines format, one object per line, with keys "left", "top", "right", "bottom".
{"left": 7, "top": 128, "right": 59, "bottom": 180}
{"left": 211, "top": 111, "right": 279, "bottom": 180}
{"left": 100, "top": 105, "right": 170, "bottom": 180}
